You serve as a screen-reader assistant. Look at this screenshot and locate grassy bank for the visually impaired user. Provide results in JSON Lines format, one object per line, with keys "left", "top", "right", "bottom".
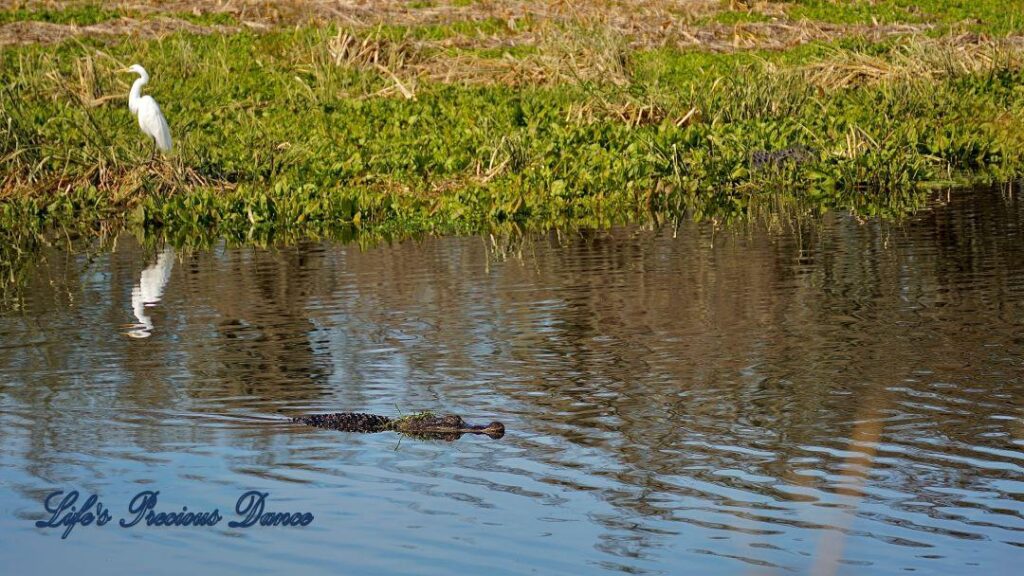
{"left": 1, "top": 0, "right": 1024, "bottom": 245}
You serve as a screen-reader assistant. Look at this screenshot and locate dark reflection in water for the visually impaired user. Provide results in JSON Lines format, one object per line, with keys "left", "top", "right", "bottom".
{"left": 0, "top": 188, "right": 1022, "bottom": 575}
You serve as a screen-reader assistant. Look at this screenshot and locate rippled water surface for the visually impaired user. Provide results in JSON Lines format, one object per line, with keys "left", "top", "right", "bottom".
{"left": 1, "top": 189, "right": 1022, "bottom": 575}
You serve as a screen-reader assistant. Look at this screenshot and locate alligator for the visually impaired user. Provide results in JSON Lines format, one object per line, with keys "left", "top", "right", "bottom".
{"left": 750, "top": 145, "right": 818, "bottom": 170}
{"left": 293, "top": 412, "right": 506, "bottom": 440}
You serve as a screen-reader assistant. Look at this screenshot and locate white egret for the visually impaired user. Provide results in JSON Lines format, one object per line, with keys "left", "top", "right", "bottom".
{"left": 125, "top": 64, "right": 172, "bottom": 153}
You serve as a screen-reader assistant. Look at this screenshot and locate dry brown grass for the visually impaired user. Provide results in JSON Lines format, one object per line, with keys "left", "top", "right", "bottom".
{"left": 670, "top": 20, "right": 929, "bottom": 51}
{"left": 315, "top": 16, "right": 938, "bottom": 95}
{"left": 3, "top": 0, "right": 723, "bottom": 28}
{"left": 1, "top": 0, "right": 933, "bottom": 52}
{"left": 322, "top": 20, "right": 633, "bottom": 97}
{"left": 0, "top": 15, "right": 236, "bottom": 46}
{"left": 797, "top": 34, "right": 1024, "bottom": 89}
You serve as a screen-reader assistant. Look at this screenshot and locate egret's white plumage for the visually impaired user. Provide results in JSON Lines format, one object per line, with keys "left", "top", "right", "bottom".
{"left": 126, "top": 64, "right": 172, "bottom": 152}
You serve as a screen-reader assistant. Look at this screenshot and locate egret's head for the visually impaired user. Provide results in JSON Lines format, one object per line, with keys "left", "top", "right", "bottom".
{"left": 125, "top": 64, "right": 148, "bottom": 77}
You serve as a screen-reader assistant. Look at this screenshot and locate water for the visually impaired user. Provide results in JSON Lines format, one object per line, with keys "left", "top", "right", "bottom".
{"left": 1, "top": 189, "right": 1022, "bottom": 575}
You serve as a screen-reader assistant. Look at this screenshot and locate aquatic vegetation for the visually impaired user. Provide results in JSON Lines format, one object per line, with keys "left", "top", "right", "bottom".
{"left": 0, "top": 1, "right": 1022, "bottom": 249}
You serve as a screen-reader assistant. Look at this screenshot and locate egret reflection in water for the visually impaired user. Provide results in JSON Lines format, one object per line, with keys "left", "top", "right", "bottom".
{"left": 125, "top": 246, "right": 174, "bottom": 338}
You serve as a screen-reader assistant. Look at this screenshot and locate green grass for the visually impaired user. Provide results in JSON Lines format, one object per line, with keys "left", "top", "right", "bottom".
{"left": 1, "top": 7, "right": 1023, "bottom": 257}
{"left": 0, "top": 4, "right": 122, "bottom": 26}
{"left": 3, "top": 6, "right": 1023, "bottom": 307}
{"left": 787, "top": 0, "right": 1024, "bottom": 35}
{"left": 707, "top": 10, "right": 773, "bottom": 26}
{"left": 171, "top": 11, "right": 236, "bottom": 27}
{"left": 369, "top": 17, "right": 518, "bottom": 42}
{"left": 0, "top": 4, "right": 238, "bottom": 27}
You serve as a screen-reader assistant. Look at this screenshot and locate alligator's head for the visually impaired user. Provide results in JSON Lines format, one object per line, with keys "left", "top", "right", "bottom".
{"left": 474, "top": 421, "right": 506, "bottom": 439}
{"left": 395, "top": 413, "right": 505, "bottom": 440}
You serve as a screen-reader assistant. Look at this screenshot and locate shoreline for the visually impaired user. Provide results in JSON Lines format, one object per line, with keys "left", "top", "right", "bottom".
{"left": 2, "top": 1, "right": 1023, "bottom": 241}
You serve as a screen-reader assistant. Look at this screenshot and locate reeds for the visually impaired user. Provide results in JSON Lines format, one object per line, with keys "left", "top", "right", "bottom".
{"left": 800, "top": 35, "right": 1024, "bottom": 89}
{"left": 0, "top": 1, "right": 1022, "bottom": 249}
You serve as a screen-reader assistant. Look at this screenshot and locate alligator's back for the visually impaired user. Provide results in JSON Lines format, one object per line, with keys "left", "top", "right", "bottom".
{"left": 293, "top": 412, "right": 392, "bottom": 432}
{"left": 293, "top": 412, "right": 505, "bottom": 439}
